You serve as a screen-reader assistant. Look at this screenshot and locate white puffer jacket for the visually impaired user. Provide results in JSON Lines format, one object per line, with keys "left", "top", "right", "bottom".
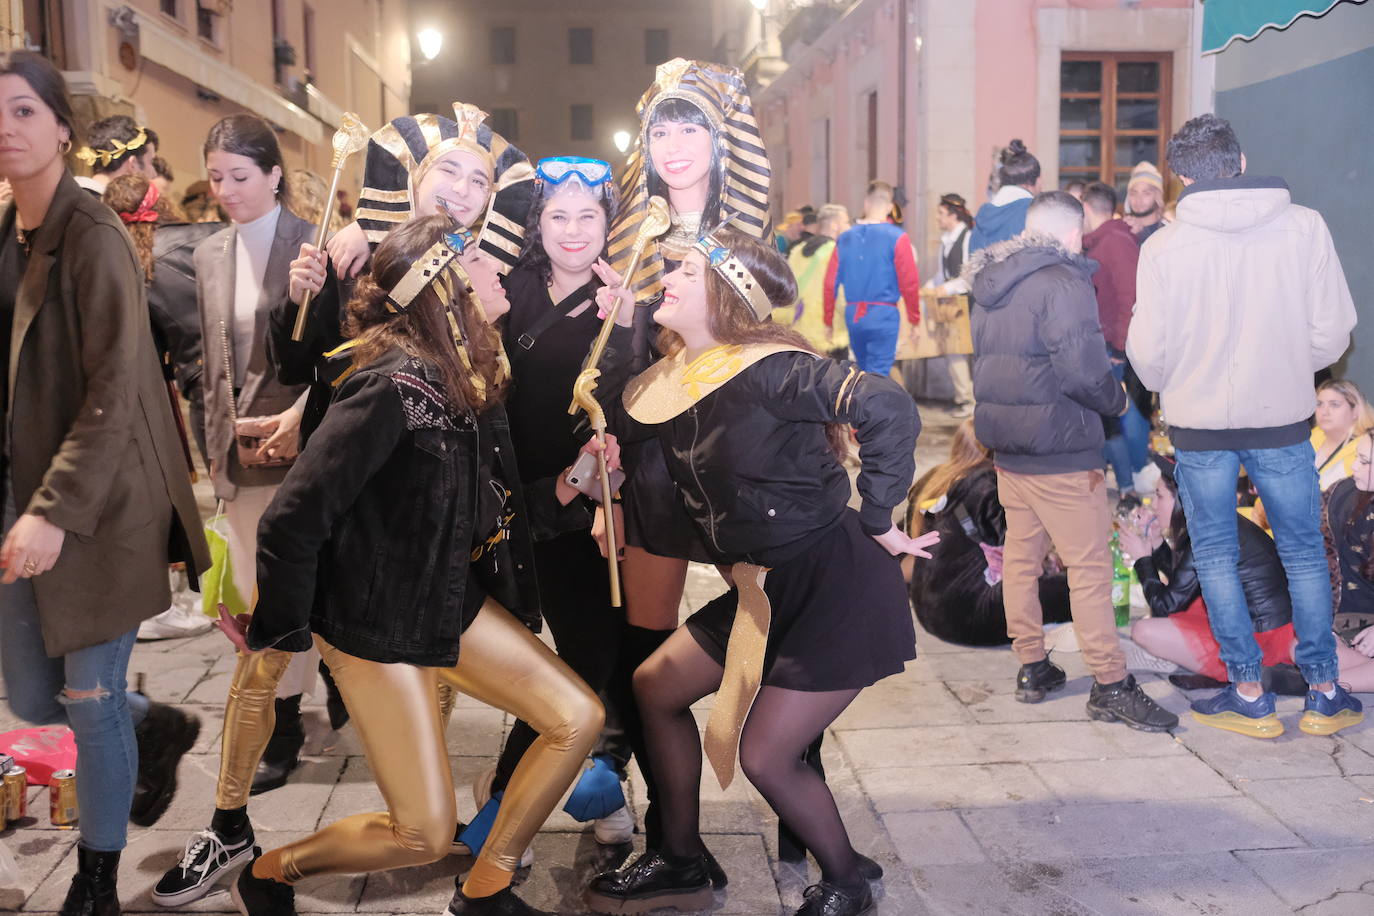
{"left": 1127, "top": 176, "right": 1356, "bottom": 446}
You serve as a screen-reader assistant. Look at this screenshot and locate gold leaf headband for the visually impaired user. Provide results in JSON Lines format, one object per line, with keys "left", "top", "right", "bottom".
{"left": 693, "top": 227, "right": 772, "bottom": 321}
{"left": 75, "top": 126, "right": 149, "bottom": 169}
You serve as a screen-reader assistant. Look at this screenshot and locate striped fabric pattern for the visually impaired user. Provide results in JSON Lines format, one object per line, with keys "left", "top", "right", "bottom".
{"left": 355, "top": 104, "right": 535, "bottom": 273}
{"left": 609, "top": 59, "right": 773, "bottom": 303}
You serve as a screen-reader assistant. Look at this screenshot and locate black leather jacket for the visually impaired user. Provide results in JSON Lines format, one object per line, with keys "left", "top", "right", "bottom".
{"left": 148, "top": 221, "right": 225, "bottom": 399}
{"left": 616, "top": 351, "right": 919, "bottom": 567}
{"left": 247, "top": 347, "right": 540, "bottom": 666}
{"left": 1134, "top": 514, "right": 1291, "bottom": 633}
{"left": 266, "top": 264, "right": 350, "bottom": 445}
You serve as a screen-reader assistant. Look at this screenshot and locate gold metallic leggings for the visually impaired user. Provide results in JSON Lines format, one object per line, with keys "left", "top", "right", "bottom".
{"left": 216, "top": 649, "right": 294, "bottom": 810}
{"left": 250, "top": 599, "right": 602, "bottom": 883}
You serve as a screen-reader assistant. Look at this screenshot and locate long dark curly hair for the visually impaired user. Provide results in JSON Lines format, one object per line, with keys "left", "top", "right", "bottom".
{"left": 345, "top": 215, "right": 508, "bottom": 413}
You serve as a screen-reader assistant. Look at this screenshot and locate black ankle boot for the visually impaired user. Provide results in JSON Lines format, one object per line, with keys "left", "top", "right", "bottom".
{"left": 585, "top": 850, "right": 714, "bottom": 914}
{"left": 251, "top": 696, "right": 305, "bottom": 796}
{"left": 318, "top": 661, "right": 350, "bottom": 730}
{"left": 446, "top": 885, "right": 549, "bottom": 915}
{"left": 59, "top": 846, "right": 121, "bottom": 916}
{"left": 131, "top": 701, "right": 201, "bottom": 827}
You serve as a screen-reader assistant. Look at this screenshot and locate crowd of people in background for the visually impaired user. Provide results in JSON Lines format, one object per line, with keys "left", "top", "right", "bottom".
{"left": 0, "top": 41, "right": 1365, "bottom": 916}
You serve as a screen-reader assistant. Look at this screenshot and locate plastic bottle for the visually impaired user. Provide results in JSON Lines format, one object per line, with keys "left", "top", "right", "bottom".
{"left": 1110, "top": 531, "right": 1131, "bottom": 627}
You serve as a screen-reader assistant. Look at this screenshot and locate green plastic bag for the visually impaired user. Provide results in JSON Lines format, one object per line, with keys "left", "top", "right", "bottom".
{"left": 200, "top": 504, "right": 249, "bottom": 619}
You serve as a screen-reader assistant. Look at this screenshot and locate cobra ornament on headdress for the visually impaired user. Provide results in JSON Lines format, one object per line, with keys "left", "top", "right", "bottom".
{"left": 355, "top": 103, "right": 536, "bottom": 274}
{"left": 694, "top": 220, "right": 772, "bottom": 322}
{"left": 608, "top": 58, "right": 772, "bottom": 304}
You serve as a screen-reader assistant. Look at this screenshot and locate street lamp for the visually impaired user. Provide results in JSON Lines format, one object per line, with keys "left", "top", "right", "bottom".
{"left": 613, "top": 130, "right": 632, "bottom": 154}
{"left": 750, "top": 0, "right": 768, "bottom": 10}
{"left": 417, "top": 28, "right": 443, "bottom": 62}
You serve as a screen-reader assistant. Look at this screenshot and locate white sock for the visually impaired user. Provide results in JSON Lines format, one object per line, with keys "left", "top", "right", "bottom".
{"left": 1235, "top": 688, "right": 1264, "bottom": 703}
{"left": 1322, "top": 687, "right": 1338, "bottom": 700}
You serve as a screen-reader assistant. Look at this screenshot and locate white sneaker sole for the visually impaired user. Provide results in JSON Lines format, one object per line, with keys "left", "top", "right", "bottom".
{"left": 151, "top": 843, "right": 257, "bottom": 907}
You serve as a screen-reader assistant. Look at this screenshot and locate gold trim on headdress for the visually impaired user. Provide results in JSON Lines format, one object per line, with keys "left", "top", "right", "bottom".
{"left": 608, "top": 59, "right": 772, "bottom": 305}
{"left": 694, "top": 229, "right": 773, "bottom": 322}
{"left": 75, "top": 126, "right": 149, "bottom": 170}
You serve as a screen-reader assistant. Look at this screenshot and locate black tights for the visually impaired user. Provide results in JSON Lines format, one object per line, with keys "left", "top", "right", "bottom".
{"left": 633, "top": 627, "right": 863, "bottom": 889}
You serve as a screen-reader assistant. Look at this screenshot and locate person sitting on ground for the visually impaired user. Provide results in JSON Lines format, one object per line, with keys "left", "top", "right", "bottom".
{"left": 905, "top": 420, "right": 1071, "bottom": 647}
{"left": 1122, "top": 455, "right": 1306, "bottom": 695}
{"left": 1319, "top": 433, "right": 1374, "bottom": 693}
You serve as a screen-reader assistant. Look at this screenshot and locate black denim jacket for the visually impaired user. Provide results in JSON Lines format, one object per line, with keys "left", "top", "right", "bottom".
{"left": 247, "top": 347, "right": 540, "bottom": 666}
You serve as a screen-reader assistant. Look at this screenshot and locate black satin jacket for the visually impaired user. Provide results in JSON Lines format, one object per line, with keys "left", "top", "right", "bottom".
{"left": 616, "top": 351, "right": 919, "bottom": 567}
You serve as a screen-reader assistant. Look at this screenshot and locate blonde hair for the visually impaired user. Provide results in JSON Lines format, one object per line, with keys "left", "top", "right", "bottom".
{"left": 906, "top": 419, "right": 991, "bottom": 535}
{"left": 286, "top": 168, "right": 344, "bottom": 235}
{"left": 1318, "top": 378, "right": 1374, "bottom": 436}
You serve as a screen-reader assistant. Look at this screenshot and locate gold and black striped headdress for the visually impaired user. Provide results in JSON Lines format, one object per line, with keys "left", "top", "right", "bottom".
{"left": 356, "top": 103, "right": 536, "bottom": 273}
{"left": 608, "top": 58, "right": 772, "bottom": 304}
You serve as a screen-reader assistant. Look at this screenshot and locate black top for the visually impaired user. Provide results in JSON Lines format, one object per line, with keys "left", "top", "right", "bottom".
{"left": 0, "top": 224, "right": 28, "bottom": 461}
{"left": 501, "top": 265, "right": 630, "bottom": 483}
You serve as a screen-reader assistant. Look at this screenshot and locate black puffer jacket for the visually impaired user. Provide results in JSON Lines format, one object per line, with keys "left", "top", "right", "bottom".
{"left": 1134, "top": 514, "right": 1291, "bottom": 633}
{"left": 966, "top": 232, "right": 1126, "bottom": 474}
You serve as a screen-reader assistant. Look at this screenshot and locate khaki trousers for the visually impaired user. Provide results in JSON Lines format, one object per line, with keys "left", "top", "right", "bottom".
{"left": 996, "top": 468, "right": 1127, "bottom": 684}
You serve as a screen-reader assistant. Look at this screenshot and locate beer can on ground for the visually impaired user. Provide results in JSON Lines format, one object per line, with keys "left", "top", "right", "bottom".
{"left": 3, "top": 766, "right": 26, "bottom": 823}
{"left": 49, "top": 769, "right": 78, "bottom": 826}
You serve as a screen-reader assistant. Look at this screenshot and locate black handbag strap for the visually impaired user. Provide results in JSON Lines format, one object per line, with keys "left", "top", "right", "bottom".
{"left": 516, "top": 282, "right": 597, "bottom": 351}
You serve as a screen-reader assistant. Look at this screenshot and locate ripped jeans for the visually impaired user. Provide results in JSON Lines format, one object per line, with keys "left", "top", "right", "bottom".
{"left": 0, "top": 487, "right": 149, "bottom": 851}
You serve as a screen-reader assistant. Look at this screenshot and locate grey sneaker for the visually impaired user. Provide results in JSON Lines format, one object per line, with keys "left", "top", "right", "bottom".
{"left": 1086, "top": 674, "right": 1179, "bottom": 732}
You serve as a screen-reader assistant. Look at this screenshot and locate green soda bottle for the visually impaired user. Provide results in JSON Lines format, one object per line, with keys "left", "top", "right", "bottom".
{"left": 1110, "top": 531, "right": 1131, "bottom": 627}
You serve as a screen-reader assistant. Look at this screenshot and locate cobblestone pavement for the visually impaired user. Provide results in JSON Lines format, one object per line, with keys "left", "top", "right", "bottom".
{"left": 4, "top": 405, "right": 1373, "bottom": 914}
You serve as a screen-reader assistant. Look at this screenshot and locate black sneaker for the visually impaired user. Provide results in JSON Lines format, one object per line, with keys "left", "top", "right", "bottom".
{"left": 131, "top": 702, "right": 201, "bottom": 827}
{"left": 704, "top": 846, "right": 728, "bottom": 889}
{"left": 230, "top": 856, "right": 295, "bottom": 916}
{"left": 446, "top": 886, "right": 548, "bottom": 915}
{"left": 1086, "top": 674, "right": 1179, "bottom": 732}
{"left": 451, "top": 821, "right": 472, "bottom": 856}
{"left": 585, "top": 850, "right": 714, "bottom": 914}
{"left": 796, "top": 881, "right": 875, "bottom": 916}
{"left": 1015, "top": 658, "right": 1067, "bottom": 703}
{"left": 152, "top": 828, "right": 258, "bottom": 907}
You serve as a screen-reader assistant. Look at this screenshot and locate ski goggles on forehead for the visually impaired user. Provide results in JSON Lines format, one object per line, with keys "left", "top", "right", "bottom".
{"left": 535, "top": 156, "right": 613, "bottom": 188}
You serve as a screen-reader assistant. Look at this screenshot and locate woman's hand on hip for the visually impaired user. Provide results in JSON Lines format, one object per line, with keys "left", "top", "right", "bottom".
{"left": 872, "top": 524, "right": 940, "bottom": 559}
{"left": 0, "top": 513, "right": 67, "bottom": 583}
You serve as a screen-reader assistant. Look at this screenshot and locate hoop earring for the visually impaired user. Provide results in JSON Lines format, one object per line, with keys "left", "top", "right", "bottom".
{"left": 58, "top": 138, "right": 72, "bottom": 155}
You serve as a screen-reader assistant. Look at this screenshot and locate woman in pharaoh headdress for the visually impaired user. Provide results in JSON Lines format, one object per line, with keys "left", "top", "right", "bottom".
{"left": 595, "top": 59, "right": 776, "bottom": 855}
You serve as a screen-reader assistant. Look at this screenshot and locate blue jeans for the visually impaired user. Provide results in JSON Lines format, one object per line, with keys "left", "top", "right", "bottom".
{"left": 845, "top": 303, "right": 901, "bottom": 376}
{"left": 0, "top": 489, "right": 148, "bottom": 851}
{"left": 1103, "top": 361, "right": 1150, "bottom": 490}
{"left": 1174, "top": 442, "right": 1337, "bottom": 685}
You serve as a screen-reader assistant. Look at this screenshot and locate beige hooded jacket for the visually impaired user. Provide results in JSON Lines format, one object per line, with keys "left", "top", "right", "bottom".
{"left": 1127, "top": 176, "right": 1356, "bottom": 450}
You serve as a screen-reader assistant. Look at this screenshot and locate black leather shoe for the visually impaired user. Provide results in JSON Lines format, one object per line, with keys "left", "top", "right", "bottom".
{"left": 1015, "top": 658, "right": 1067, "bottom": 703}
{"left": 230, "top": 856, "right": 296, "bottom": 916}
{"left": 251, "top": 696, "right": 305, "bottom": 796}
{"left": 1086, "top": 674, "right": 1179, "bottom": 732}
{"left": 131, "top": 702, "right": 200, "bottom": 827}
{"left": 446, "top": 886, "right": 548, "bottom": 915}
{"left": 778, "top": 848, "right": 882, "bottom": 881}
{"left": 59, "top": 846, "right": 121, "bottom": 916}
{"left": 318, "top": 661, "right": 350, "bottom": 730}
{"left": 585, "top": 850, "right": 714, "bottom": 914}
{"left": 796, "top": 881, "right": 875, "bottom": 916}
{"left": 704, "top": 846, "right": 728, "bottom": 888}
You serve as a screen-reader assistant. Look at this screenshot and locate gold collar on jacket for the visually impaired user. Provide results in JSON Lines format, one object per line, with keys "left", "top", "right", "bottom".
{"left": 623, "top": 343, "right": 808, "bottom": 424}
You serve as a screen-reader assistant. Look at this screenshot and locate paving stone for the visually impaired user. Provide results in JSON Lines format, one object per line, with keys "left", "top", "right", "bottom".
{"left": 1235, "top": 847, "right": 1374, "bottom": 912}
{"left": 881, "top": 811, "right": 987, "bottom": 865}
{"left": 947, "top": 676, "right": 1101, "bottom": 724}
{"left": 1003, "top": 851, "right": 1290, "bottom": 915}
{"left": 856, "top": 763, "right": 1057, "bottom": 813}
{"left": 904, "top": 860, "right": 1096, "bottom": 915}
{"left": 1177, "top": 710, "right": 1349, "bottom": 781}
{"left": 1240, "top": 776, "right": 1374, "bottom": 847}
{"left": 836, "top": 720, "right": 1183, "bottom": 769}
{"left": 147, "top": 753, "right": 344, "bottom": 834}
{"left": 832, "top": 678, "right": 972, "bottom": 729}
{"left": 0, "top": 829, "right": 77, "bottom": 911}
{"left": 962, "top": 797, "right": 1301, "bottom": 861}
{"left": 1031, "top": 754, "right": 1239, "bottom": 804}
